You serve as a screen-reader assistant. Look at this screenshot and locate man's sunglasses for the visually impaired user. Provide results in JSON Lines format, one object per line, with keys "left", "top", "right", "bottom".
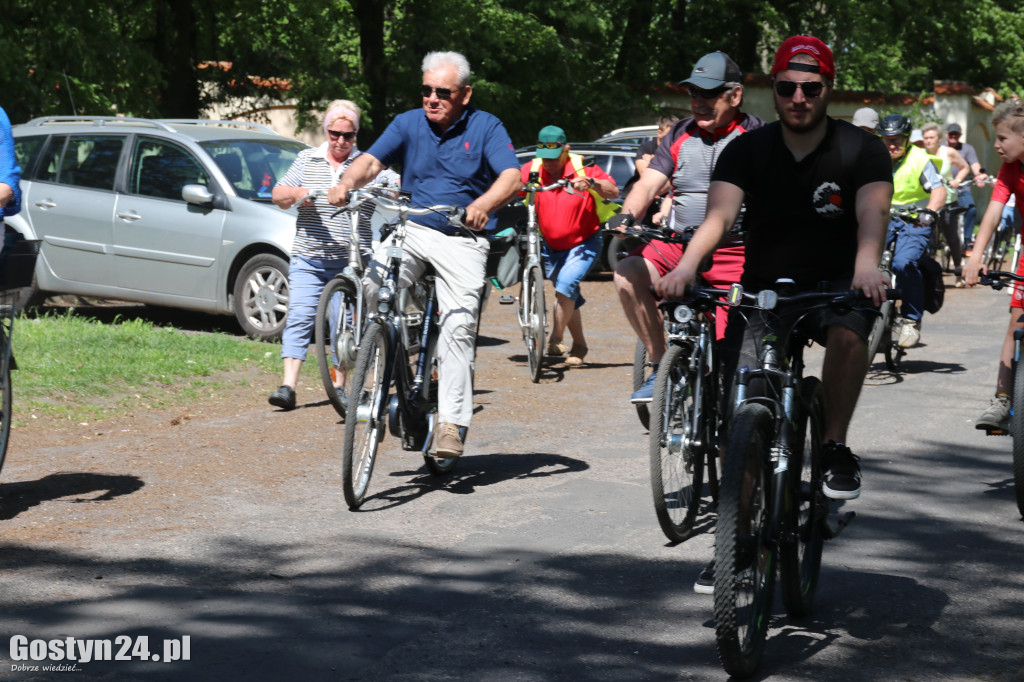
{"left": 688, "top": 86, "right": 728, "bottom": 100}
{"left": 774, "top": 80, "right": 825, "bottom": 99}
{"left": 327, "top": 130, "right": 356, "bottom": 141}
{"left": 420, "top": 85, "right": 457, "bottom": 99}
{"left": 536, "top": 141, "right": 564, "bottom": 149}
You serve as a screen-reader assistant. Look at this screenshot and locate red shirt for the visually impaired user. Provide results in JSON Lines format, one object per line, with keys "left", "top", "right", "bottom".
{"left": 519, "top": 157, "right": 615, "bottom": 250}
{"left": 992, "top": 160, "right": 1024, "bottom": 213}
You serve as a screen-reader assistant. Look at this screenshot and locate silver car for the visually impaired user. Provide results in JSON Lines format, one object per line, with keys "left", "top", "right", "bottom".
{"left": 7, "top": 116, "right": 309, "bottom": 341}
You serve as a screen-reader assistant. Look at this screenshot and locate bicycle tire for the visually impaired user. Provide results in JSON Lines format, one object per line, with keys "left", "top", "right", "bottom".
{"left": 0, "top": 363, "right": 10, "bottom": 475}
{"left": 714, "top": 403, "right": 775, "bottom": 679}
{"left": 866, "top": 298, "right": 893, "bottom": 363}
{"left": 524, "top": 266, "right": 546, "bottom": 383}
{"left": 649, "top": 344, "right": 704, "bottom": 543}
{"left": 342, "top": 322, "right": 389, "bottom": 509}
{"left": 315, "top": 277, "right": 359, "bottom": 418}
{"left": 780, "top": 377, "right": 826, "bottom": 618}
{"left": 633, "top": 338, "right": 651, "bottom": 430}
{"left": 1012, "top": 357, "right": 1024, "bottom": 518}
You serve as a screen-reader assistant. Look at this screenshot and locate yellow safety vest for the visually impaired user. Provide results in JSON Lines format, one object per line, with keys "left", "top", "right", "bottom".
{"left": 892, "top": 145, "right": 936, "bottom": 206}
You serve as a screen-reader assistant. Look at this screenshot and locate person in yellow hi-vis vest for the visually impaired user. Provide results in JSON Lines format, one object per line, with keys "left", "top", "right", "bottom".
{"left": 520, "top": 125, "right": 619, "bottom": 366}
{"left": 879, "top": 113, "right": 947, "bottom": 348}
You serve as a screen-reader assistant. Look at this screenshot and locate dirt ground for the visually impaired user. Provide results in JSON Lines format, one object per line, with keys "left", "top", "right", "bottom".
{"left": 0, "top": 276, "right": 637, "bottom": 546}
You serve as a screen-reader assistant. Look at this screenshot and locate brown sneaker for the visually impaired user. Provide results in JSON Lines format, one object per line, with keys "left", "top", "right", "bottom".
{"left": 546, "top": 340, "right": 570, "bottom": 357}
{"left": 565, "top": 346, "right": 588, "bottom": 366}
{"left": 435, "top": 422, "right": 464, "bottom": 458}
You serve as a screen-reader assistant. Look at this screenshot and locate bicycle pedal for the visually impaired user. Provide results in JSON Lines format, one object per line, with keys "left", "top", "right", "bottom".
{"left": 498, "top": 294, "right": 515, "bottom": 305}
{"left": 982, "top": 426, "right": 1010, "bottom": 436}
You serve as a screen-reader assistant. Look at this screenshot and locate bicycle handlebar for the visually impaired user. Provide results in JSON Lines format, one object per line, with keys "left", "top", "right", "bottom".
{"left": 523, "top": 178, "right": 570, "bottom": 194}
{"left": 602, "top": 222, "right": 692, "bottom": 244}
{"left": 890, "top": 207, "right": 939, "bottom": 224}
{"left": 332, "top": 185, "right": 476, "bottom": 240}
{"left": 729, "top": 283, "right": 901, "bottom": 311}
{"left": 971, "top": 269, "right": 1024, "bottom": 289}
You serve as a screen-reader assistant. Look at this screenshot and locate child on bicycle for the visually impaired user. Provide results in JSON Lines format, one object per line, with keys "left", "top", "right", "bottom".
{"left": 962, "top": 99, "right": 1024, "bottom": 430}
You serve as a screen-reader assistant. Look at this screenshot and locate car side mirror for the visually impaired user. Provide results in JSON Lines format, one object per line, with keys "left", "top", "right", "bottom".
{"left": 182, "top": 184, "right": 215, "bottom": 206}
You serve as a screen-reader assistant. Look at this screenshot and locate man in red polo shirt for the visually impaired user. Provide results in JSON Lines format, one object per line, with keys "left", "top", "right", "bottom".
{"left": 522, "top": 125, "right": 619, "bottom": 366}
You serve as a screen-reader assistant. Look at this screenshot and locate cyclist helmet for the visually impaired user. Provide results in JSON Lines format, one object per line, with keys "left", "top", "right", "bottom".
{"left": 878, "top": 114, "right": 912, "bottom": 137}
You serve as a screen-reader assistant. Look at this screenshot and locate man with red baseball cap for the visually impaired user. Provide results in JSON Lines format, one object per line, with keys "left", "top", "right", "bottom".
{"left": 658, "top": 36, "right": 894, "bottom": 593}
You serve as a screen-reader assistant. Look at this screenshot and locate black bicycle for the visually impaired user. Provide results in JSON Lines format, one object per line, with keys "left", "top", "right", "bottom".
{"left": 868, "top": 208, "right": 937, "bottom": 372}
{"left": 971, "top": 269, "right": 1024, "bottom": 518}
{"left": 648, "top": 283, "right": 727, "bottom": 543}
{"left": 713, "top": 281, "right": 895, "bottom": 678}
{"left": 603, "top": 222, "right": 691, "bottom": 430}
{"left": 338, "top": 190, "right": 481, "bottom": 509}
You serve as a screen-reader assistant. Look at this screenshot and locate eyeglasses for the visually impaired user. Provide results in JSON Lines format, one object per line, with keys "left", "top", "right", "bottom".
{"left": 536, "top": 141, "right": 564, "bottom": 149}
{"left": 420, "top": 85, "right": 457, "bottom": 100}
{"left": 774, "top": 80, "right": 826, "bottom": 99}
{"left": 688, "top": 86, "right": 728, "bottom": 100}
{"left": 327, "top": 130, "right": 356, "bottom": 141}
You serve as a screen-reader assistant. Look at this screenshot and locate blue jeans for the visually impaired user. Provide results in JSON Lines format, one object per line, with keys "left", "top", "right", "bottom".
{"left": 888, "top": 219, "right": 931, "bottom": 321}
{"left": 542, "top": 233, "right": 601, "bottom": 309}
{"left": 281, "top": 254, "right": 347, "bottom": 360}
{"left": 958, "top": 188, "right": 977, "bottom": 247}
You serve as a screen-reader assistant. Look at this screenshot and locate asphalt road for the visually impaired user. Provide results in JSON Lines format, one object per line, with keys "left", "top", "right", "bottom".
{"left": 1, "top": 274, "right": 1022, "bottom": 681}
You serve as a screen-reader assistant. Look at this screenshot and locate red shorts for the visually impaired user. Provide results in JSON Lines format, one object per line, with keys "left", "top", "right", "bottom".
{"left": 1013, "top": 249, "right": 1024, "bottom": 309}
{"left": 631, "top": 239, "right": 745, "bottom": 340}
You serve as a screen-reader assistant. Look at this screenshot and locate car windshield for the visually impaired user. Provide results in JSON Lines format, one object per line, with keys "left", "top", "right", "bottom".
{"left": 199, "top": 138, "right": 307, "bottom": 201}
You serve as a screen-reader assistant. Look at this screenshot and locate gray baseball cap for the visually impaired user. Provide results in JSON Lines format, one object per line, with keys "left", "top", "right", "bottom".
{"left": 679, "top": 52, "right": 743, "bottom": 90}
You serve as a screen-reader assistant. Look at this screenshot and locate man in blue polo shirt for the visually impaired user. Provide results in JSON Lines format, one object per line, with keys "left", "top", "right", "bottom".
{"left": 330, "top": 51, "right": 520, "bottom": 458}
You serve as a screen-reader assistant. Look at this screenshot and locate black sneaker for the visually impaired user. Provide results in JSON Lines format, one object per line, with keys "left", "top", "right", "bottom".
{"left": 268, "top": 385, "right": 296, "bottom": 411}
{"left": 694, "top": 559, "right": 715, "bottom": 595}
{"left": 821, "top": 441, "right": 861, "bottom": 500}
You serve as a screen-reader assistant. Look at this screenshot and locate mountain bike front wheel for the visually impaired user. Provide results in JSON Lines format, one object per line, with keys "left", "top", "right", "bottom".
{"left": 342, "top": 322, "right": 389, "bottom": 509}
{"left": 714, "top": 403, "right": 775, "bottom": 679}
{"left": 649, "top": 343, "right": 704, "bottom": 543}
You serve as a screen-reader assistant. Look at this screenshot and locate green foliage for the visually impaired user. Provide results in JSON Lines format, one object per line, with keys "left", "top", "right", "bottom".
{"left": 2, "top": 0, "right": 1023, "bottom": 143}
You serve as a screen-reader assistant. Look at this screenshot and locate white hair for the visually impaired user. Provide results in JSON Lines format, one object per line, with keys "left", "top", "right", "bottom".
{"left": 422, "top": 51, "right": 471, "bottom": 86}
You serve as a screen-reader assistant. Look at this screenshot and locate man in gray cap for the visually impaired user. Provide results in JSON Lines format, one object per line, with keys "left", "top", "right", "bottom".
{"left": 852, "top": 107, "right": 879, "bottom": 134}
{"left": 610, "top": 51, "right": 765, "bottom": 403}
{"left": 944, "top": 122, "right": 989, "bottom": 249}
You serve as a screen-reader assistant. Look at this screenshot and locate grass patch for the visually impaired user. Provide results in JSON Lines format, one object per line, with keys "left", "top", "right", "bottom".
{"left": 10, "top": 310, "right": 287, "bottom": 425}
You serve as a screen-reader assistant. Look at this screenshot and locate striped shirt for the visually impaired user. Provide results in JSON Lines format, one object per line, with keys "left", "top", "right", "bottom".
{"left": 276, "top": 144, "right": 399, "bottom": 260}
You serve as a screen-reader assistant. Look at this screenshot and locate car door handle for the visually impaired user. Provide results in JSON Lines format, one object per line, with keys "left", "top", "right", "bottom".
{"left": 116, "top": 211, "right": 142, "bottom": 222}
{"left": 34, "top": 199, "right": 57, "bottom": 209}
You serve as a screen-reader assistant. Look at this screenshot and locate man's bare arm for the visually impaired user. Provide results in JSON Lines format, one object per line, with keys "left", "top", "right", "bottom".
{"left": 328, "top": 153, "right": 387, "bottom": 205}
{"left": 852, "top": 180, "right": 893, "bottom": 306}
{"left": 464, "top": 168, "right": 522, "bottom": 231}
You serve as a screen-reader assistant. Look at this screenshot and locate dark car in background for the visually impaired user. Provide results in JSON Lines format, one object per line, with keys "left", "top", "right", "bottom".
{"left": 496, "top": 142, "right": 641, "bottom": 272}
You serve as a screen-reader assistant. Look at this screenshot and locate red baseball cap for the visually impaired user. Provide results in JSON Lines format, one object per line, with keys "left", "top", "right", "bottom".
{"left": 771, "top": 36, "right": 835, "bottom": 81}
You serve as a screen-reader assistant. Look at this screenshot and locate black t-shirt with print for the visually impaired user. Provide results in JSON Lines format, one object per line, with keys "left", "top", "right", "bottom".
{"left": 712, "top": 117, "right": 891, "bottom": 290}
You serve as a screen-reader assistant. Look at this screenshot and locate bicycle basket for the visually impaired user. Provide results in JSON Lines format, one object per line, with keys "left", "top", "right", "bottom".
{"left": 0, "top": 236, "right": 41, "bottom": 291}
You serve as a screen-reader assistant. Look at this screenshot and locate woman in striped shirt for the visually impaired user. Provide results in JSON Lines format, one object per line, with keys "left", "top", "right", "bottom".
{"left": 268, "top": 100, "right": 398, "bottom": 410}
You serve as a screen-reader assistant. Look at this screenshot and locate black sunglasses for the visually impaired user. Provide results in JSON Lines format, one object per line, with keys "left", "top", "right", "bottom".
{"left": 327, "top": 130, "right": 356, "bottom": 141}
{"left": 420, "top": 85, "right": 457, "bottom": 100}
{"left": 687, "top": 86, "right": 728, "bottom": 100}
{"left": 774, "top": 80, "right": 825, "bottom": 99}
{"left": 536, "top": 141, "right": 564, "bottom": 149}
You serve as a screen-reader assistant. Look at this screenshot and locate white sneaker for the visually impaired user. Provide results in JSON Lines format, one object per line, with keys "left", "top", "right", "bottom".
{"left": 897, "top": 318, "right": 921, "bottom": 348}
{"left": 976, "top": 395, "right": 1011, "bottom": 431}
